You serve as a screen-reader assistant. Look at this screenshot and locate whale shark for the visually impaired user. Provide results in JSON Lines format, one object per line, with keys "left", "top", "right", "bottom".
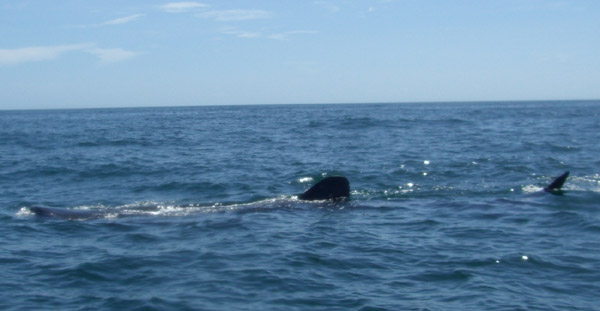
{"left": 28, "top": 172, "right": 569, "bottom": 219}
{"left": 28, "top": 176, "right": 351, "bottom": 219}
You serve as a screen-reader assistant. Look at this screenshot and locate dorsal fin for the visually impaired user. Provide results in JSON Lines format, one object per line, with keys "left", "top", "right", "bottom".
{"left": 299, "top": 176, "right": 350, "bottom": 201}
{"left": 544, "top": 171, "right": 569, "bottom": 192}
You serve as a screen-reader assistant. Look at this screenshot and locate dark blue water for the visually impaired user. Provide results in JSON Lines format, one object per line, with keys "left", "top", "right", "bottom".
{"left": 1, "top": 101, "right": 599, "bottom": 310}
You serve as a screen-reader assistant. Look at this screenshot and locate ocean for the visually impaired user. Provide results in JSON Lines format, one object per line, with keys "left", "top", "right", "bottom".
{"left": 1, "top": 101, "right": 599, "bottom": 310}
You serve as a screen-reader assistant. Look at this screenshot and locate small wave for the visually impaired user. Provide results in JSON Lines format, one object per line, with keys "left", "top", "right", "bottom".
{"left": 309, "top": 116, "right": 406, "bottom": 130}
{"left": 9, "top": 165, "right": 78, "bottom": 178}
{"left": 496, "top": 253, "right": 597, "bottom": 276}
{"left": 521, "top": 141, "right": 582, "bottom": 152}
{"left": 76, "top": 138, "right": 155, "bottom": 148}
{"left": 408, "top": 269, "right": 474, "bottom": 282}
{"left": 570, "top": 174, "right": 600, "bottom": 192}
{"left": 424, "top": 117, "right": 471, "bottom": 125}
{"left": 338, "top": 116, "right": 384, "bottom": 129}
{"left": 148, "top": 181, "right": 227, "bottom": 193}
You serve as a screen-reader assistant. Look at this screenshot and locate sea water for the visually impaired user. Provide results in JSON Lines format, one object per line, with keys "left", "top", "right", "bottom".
{"left": 1, "top": 101, "right": 599, "bottom": 310}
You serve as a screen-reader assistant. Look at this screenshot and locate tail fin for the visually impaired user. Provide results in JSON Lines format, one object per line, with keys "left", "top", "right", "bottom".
{"left": 299, "top": 176, "right": 350, "bottom": 201}
{"left": 544, "top": 171, "right": 569, "bottom": 193}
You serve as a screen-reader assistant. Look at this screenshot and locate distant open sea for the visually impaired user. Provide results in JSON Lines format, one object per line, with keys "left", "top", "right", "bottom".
{"left": 1, "top": 101, "right": 599, "bottom": 311}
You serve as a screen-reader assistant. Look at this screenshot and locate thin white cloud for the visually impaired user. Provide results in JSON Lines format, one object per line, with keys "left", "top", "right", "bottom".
{"left": 221, "top": 28, "right": 318, "bottom": 40}
{"left": 268, "top": 30, "right": 318, "bottom": 40}
{"left": 222, "top": 29, "right": 262, "bottom": 39}
{"left": 103, "top": 14, "right": 145, "bottom": 25}
{"left": 314, "top": 1, "right": 340, "bottom": 13}
{"left": 0, "top": 43, "right": 93, "bottom": 66}
{"left": 198, "top": 9, "right": 271, "bottom": 21}
{"left": 0, "top": 44, "right": 139, "bottom": 66}
{"left": 72, "top": 13, "right": 145, "bottom": 28}
{"left": 86, "top": 48, "right": 140, "bottom": 63}
{"left": 160, "top": 2, "right": 207, "bottom": 13}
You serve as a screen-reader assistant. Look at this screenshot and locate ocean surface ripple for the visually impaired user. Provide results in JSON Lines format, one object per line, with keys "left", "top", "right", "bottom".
{"left": 1, "top": 101, "right": 599, "bottom": 310}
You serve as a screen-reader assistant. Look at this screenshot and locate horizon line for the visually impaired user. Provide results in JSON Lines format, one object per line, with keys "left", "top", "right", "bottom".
{"left": 1, "top": 98, "right": 599, "bottom": 112}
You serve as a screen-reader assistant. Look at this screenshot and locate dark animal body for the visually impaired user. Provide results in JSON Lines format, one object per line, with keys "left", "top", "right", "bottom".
{"left": 298, "top": 176, "right": 350, "bottom": 201}
{"left": 29, "top": 173, "right": 570, "bottom": 219}
{"left": 29, "top": 206, "right": 102, "bottom": 220}
{"left": 544, "top": 171, "right": 569, "bottom": 194}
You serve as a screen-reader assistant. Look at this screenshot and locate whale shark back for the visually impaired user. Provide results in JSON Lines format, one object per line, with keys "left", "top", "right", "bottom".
{"left": 30, "top": 206, "right": 102, "bottom": 220}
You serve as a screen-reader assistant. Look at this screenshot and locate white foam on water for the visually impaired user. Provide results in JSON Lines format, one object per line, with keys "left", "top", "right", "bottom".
{"left": 298, "top": 177, "right": 314, "bottom": 183}
{"left": 522, "top": 185, "right": 543, "bottom": 193}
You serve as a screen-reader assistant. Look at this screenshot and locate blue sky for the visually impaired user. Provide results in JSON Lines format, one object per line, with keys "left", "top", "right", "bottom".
{"left": 1, "top": 1, "right": 599, "bottom": 109}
